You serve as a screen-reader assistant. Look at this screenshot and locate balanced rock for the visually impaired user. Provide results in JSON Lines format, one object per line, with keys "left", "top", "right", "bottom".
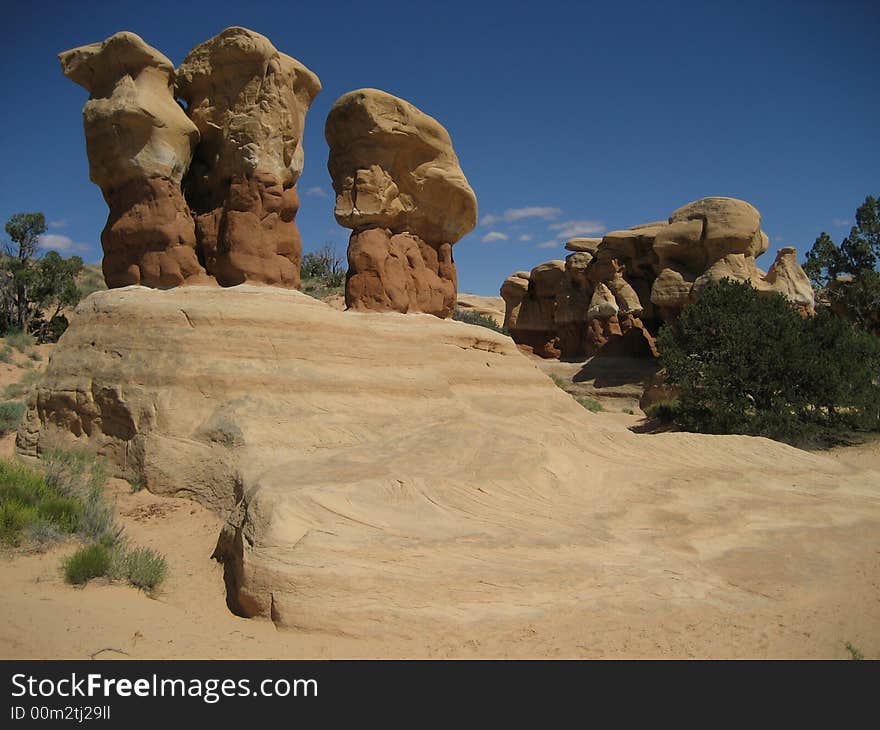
{"left": 177, "top": 27, "right": 321, "bottom": 287}
{"left": 59, "top": 32, "right": 208, "bottom": 288}
{"left": 326, "top": 89, "right": 477, "bottom": 317}
{"left": 502, "top": 197, "right": 814, "bottom": 359}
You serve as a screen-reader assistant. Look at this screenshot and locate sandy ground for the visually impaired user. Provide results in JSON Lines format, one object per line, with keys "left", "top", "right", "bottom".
{"left": 1, "top": 332, "right": 878, "bottom": 659}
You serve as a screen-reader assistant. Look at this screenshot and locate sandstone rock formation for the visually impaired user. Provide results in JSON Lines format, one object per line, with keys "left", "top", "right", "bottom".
{"left": 60, "top": 28, "right": 320, "bottom": 289}
{"left": 326, "top": 89, "right": 477, "bottom": 317}
{"left": 59, "top": 32, "right": 208, "bottom": 288}
{"left": 502, "top": 197, "right": 815, "bottom": 359}
{"left": 18, "top": 285, "right": 861, "bottom": 641}
{"left": 177, "top": 27, "right": 321, "bottom": 287}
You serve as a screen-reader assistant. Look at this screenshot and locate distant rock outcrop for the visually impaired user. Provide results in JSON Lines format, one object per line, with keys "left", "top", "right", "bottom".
{"left": 502, "top": 197, "right": 815, "bottom": 359}
{"left": 326, "top": 89, "right": 477, "bottom": 318}
{"left": 60, "top": 27, "right": 320, "bottom": 290}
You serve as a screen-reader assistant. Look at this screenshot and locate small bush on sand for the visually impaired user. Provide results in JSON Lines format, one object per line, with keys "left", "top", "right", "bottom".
{"left": 63, "top": 543, "right": 112, "bottom": 584}
{"left": 623, "top": 408, "right": 635, "bottom": 415}
{"left": 0, "top": 401, "right": 26, "bottom": 435}
{"left": 452, "top": 308, "right": 508, "bottom": 335}
{"left": 111, "top": 546, "right": 167, "bottom": 593}
{"left": 0, "top": 459, "right": 53, "bottom": 544}
{"left": 0, "top": 500, "right": 38, "bottom": 544}
{"left": 0, "top": 448, "right": 167, "bottom": 591}
{"left": 6, "top": 330, "right": 34, "bottom": 353}
{"left": 42, "top": 448, "right": 107, "bottom": 499}
{"left": 2, "top": 370, "right": 40, "bottom": 399}
{"left": 0, "top": 346, "right": 13, "bottom": 363}
{"left": 845, "top": 641, "right": 865, "bottom": 660}
{"left": 575, "top": 396, "right": 603, "bottom": 413}
{"left": 27, "top": 350, "right": 41, "bottom": 362}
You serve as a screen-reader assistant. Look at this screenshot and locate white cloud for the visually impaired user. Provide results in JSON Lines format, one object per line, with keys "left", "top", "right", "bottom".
{"left": 481, "top": 231, "right": 509, "bottom": 243}
{"left": 505, "top": 206, "right": 562, "bottom": 222}
{"left": 518, "top": 234, "right": 532, "bottom": 241}
{"left": 305, "top": 186, "right": 331, "bottom": 199}
{"left": 38, "top": 234, "right": 91, "bottom": 253}
{"left": 536, "top": 240, "right": 560, "bottom": 249}
{"left": 548, "top": 219, "right": 604, "bottom": 239}
{"left": 832, "top": 218, "right": 850, "bottom": 227}
{"left": 480, "top": 206, "right": 562, "bottom": 226}
{"left": 49, "top": 219, "right": 68, "bottom": 229}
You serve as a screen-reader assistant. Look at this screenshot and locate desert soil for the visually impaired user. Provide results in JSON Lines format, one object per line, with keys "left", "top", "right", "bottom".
{"left": 0, "top": 332, "right": 878, "bottom": 660}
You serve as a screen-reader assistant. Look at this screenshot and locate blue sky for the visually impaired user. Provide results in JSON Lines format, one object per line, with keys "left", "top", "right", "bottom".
{"left": 1, "top": 0, "right": 877, "bottom": 295}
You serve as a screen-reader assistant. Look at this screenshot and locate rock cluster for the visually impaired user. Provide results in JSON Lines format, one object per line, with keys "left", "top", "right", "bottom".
{"left": 60, "top": 28, "right": 320, "bottom": 289}
{"left": 502, "top": 197, "right": 815, "bottom": 358}
{"left": 326, "top": 89, "right": 477, "bottom": 318}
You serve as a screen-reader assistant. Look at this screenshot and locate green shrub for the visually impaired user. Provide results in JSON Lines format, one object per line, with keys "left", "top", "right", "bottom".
{"left": 657, "top": 279, "right": 880, "bottom": 444}
{"left": 301, "top": 243, "right": 345, "bottom": 289}
{"left": 125, "top": 471, "right": 146, "bottom": 493}
{"left": 845, "top": 641, "right": 865, "bottom": 660}
{"left": 575, "top": 396, "right": 603, "bottom": 412}
{"left": 0, "top": 458, "right": 80, "bottom": 544}
{"left": 6, "top": 330, "right": 34, "bottom": 353}
{"left": 0, "top": 449, "right": 166, "bottom": 590}
{"left": 35, "top": 496, "right": 82, "bottom": 533}
{"left": 27, "top": 350, "right": 41, "bottom": 362}
{"left": 0, "top": 346, "right": 13, "bottom": 364}
{"left": 550, "top": 374, "right": 568, "bottom": 389}
{"left": 452, "top": 308, "right": 508, "bottom": 335}
{"left": 2, "top": 370, "right": 39, "bottom": 399}
{"left": 42, "top": 448, "right": 107, "bottom": 499}
{"left": 623, "top": 408, "right": 635, "bottom": 415}
{"left": 24, "top": 519, "right": 66, "bottom": 548}
{"left": 111, "top": 546, "right": 167, "bottom": 592}
{"left": 63, "top": 543, "right": 112, "bottom": 584}
{"left": 0, "top": 500, "right": 38, "bottom": 544}
{"left": 645, "top": 400, "right": 680, "bottom": 424}
{"left": 0, "top": 459, "right": 48, "bottom": 503}
{"left": 0, "top": 401, "right": 26, "bottom": 434}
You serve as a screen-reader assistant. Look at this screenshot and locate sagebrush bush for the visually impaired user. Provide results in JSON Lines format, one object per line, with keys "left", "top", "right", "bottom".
{"left": 1, "top": 449, "right": 167, "bottom": 591}
{"left": 657, "top": 279, "right": 880, "bottom": 444}
{"left": 2, "top": 370, "right": 39, "bottom": 400}
{"left": 111, "top": 546, "right": 167, "bottom": 592}
{"left": 63, "top": 543, "right": 112, "bottom": 584}
{"left": 0, "top": 346, "right": 13, "bottom": 363}
{"left": 42, "top": 448, "right": 107, "bottom": 499}
{"left": 0, "top": 401, "right": 26, "bottom": 434}
{"left": 6, "top": 330, "right": 34, "bottom": 353}
{"left": 575, "top": 396, "right": 603, "bottom": 412}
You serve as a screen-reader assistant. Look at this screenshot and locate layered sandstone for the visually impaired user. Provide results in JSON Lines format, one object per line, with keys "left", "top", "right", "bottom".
{"left": 326, "top": 89, "right": 477, "bottom": 317}
{"left": 59, "top": 32, "right": 208, "bottom": 288}
{"left": 17, "top": 285, "right": 858, "bottom": 641}
{"left": 502, "top": 197, "right": 815, "bottom": 359}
